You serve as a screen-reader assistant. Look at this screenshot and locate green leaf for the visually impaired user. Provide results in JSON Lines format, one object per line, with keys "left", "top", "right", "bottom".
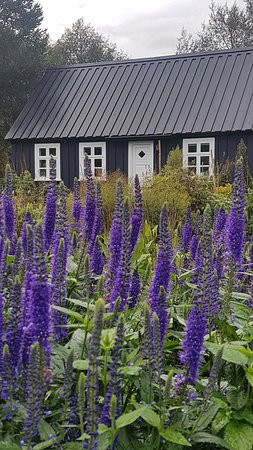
{"left": 116, "top": 408, "right": 146, "bottom": 429}
{"left": 38, "top": 418, "right": 55, "bottom": 441}
{"left": 159, "top": 427, "right": 191, "bottom": 446}
{"left": 245, "top": 368, "right": 253, "bottom": 387}
{"left": 117, "top": 428, "right": 144, "bottom": 449}
{"left": 97, "top": 431, "right": 112, "bottom": 450}
{"left": 73, "top": 360, "right": 88, "bottom": 370}
{"left": 33, "top": 440, "right": 55, "bottom": 450}
{"left": 233, "top": 409, "right": 253, "bottom": 425}
{"left": 139, "top": 407, "right": 161, "bottom": 428}
{"left": 121, "top": 365, "right": 141, "bottom": 376}
{"left": 205, "top": 342, "right": 248, "bottom": 365}
{"left": 226, "top": 388, "right": 247, "bottom": 410}
{"left": 63, "top": 444, "right": 84, "bottom": 449}
{"left": 191, "top": 432, "right": 231, "bottom": 449}
{"left": 195, "top": 404, "right": 220, "bottom": 431}
{"left": 225, "top": 420, "right": 253, "bottom": 450}
{"left": 51, "top": 305, "right": 84, "bottom": 322}
{"left": 212, "top": 409, "right": 231, "bottom": 434}
{"left": 0, "top": 443, "right": 20, "bottom": 450}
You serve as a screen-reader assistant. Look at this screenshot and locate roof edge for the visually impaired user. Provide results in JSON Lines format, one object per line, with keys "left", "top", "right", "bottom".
{"left": 46, "top": 46, "right": 253, "bottom": 71}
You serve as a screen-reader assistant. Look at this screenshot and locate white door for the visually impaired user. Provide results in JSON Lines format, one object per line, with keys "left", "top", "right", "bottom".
{"left": 128, "top": 141, "right": 154, "bottom": 181}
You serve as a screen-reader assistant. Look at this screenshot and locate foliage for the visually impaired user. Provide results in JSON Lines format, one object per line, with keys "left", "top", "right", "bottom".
{"left": 0, "top": 0, "right": 48, "bottom": 169}
{"left": 177, "top": 0, "right": 253, "bottom": 53}
{"left": 47, "top": 18, "right": 125, "bottom": 66}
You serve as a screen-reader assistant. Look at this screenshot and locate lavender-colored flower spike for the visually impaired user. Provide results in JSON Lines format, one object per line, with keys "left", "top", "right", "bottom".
{"left": 6, "top": 276, "right": 23, "bottom": 371}
{"left": 31, "top": 224, "right": 51, "bottom": 364}
{"left": 128, "top": 268, "right": 141, "bottom": 309}
{"left": 1, "top": 344, "right": 13, "bottom": 401}
{"left": 84, "top": 299, "right": 104, "bottom": 449}
{"left": 90, "top": 236, "right": 104, "bottom": 276}
{"left": 227, "top": 160, "right": 245, "bottom": 265}
{"left": 22, "top": 224, "right": 34, "bottom": 330}
{"left": 3, "top": 164, "right": 15, "bottom": 243}
{"left": 21, "top": 209, "right": 34, "bottom": 256}
{"left": 109, "top": 198, "right": 131, "bottom": 312}
{"left": 182, "top": 206, "right": 192, "bottom": 253}
{"left": 54, "top": 181, "right": 69, "bottom": 266}
{"left": 149, "top": 204, "right": 172, "bottom": 343}
{"left": 213, "top": 208, "right": 227, "bottom": 251}
{"left": 43, "top": 164, "right": 57, "bottom": 252}
{"left": 190, "top": 212, "right": 201, "bottom": 260}
{"left": 51, "top": 238, "right": 68, "bottom": 342}
{"left": 89, "top": 182, "right": 103, "bottom": 255}
{"left": 101, "top": 314, "right": 124, "bottom": 427}
{"left": 0, "top": 295, "right": 4, "bottom": 392}
{"left": 83, "top": 156, "right": 96, "bottom": 243}
{"left": 12, "top": 237, "right": 22, "bottom": 279}
{"left": 105, "top": 181, "right": 124, "bottom": 293}
{"left": 0, "top": 195, "right": 5, "bottom": 238}
{"left": 180, "top": 304, "right": 206, "bottom": 384}
{"left": 130, "top": 175, "right": 143, "bottom": 252}
{"left": 22, "top": 342, "right": 44, "bottom": 446}
{"left": 72, "top": 177, "right": 82, "bottom": 227}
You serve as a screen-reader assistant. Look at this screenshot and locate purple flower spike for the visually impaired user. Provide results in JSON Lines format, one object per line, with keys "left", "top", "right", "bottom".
{"left": 109, "top": 198, "right": 131, "bottom": 312}
{"left": 130, "top": 175, "right": 143, "bottom": 253}
{"left": 90, "top": 237, "right": 104, "bottom": 276}
{"left": 51, "top": 238, "right": 68, "bottom": 342}
{"left": 72, "top": 177, "right": 82, "bottom": 226}
{"left": 182, "top": 206, "right": 192, "bottom": 253}
{"left": 128, "top": 268, "right": 140, "bottom": 309}
{"left": 149, "top": 204, "right": 172, "bottom": 344}
{"left": 180, "top": 305, "right": 206, "bottom": 384}
{"left": 105, "top": 181, "right": 124, "bottom": 293}
{"left": 227, "top": 160, "right": 245, "bottom": 265}
{"left": 6, "top": 276, "right": 23, "bottom": 371}
{"left": 213, "top": 208, "right": 227, "bottom": 251}
{"left": 83, "top": 156, "right": 96, "bottom": 244}
{"left": 43, "top": 184, "right": 57, "bottom": 253}
{"left": 21, "top": 210, "right": 34, "bottom": 256}
{"left": 3, "top": 164, "right": 15, "bottom": 244}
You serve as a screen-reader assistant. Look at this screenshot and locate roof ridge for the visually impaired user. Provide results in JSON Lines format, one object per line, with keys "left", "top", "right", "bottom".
{"left": 46, "top": 46, "right": 253, "bottom": 71}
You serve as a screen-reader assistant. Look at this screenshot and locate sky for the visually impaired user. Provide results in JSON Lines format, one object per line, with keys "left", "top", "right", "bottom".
{"left": 40, "top": 0, "right": 245, "bottom": 58}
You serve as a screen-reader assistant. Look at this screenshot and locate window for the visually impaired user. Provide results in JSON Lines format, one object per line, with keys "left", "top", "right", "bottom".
{"left": 34, "top": 144, "right": 61, "bottom": 181}
{"left": 79, "top": 142, "right": 106, "bottom": 179}
{"left": 183, "top": 138, "right": 215, "bottom": 176}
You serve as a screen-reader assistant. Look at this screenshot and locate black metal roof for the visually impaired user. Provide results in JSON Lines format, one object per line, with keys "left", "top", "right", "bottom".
{"left": 6, "top": 47, "right": 253, "bottom": 140}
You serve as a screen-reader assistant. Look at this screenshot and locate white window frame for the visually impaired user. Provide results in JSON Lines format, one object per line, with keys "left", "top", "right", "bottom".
{"left": 79, "top": 142, "right": 106, "bottom": 180}
{"left": 34, "top": 143, "right": 61, "bottom": 181}
{"left": 183, "top": 137, "right": 215, "bottom": 176}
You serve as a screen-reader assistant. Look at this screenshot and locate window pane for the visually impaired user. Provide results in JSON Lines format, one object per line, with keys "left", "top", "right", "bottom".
{"left": 40, "top": 169, "right": 47, "bottom": 177}
{"left": 201, "top": 143, "right": 210, "bottom": 152}
{"left": 94, "top": 168, "right": 102, "bottom": 177}
{"left": 94, "top": 146, "right": 102, "bottom": 155}
{"left": 39, "top": 160, "right": 46, "bottom": 168}
{"left": 200, "top": 166, "right": 209, "bottom": 174}
{"left": 49, "top": 148, "right": 56, "bottom": 156}
{"left": 83, "top": 147, "right": 91, "bottom": 156}
{"left": 39, "top": 148, "right": 46, "bottom": 156}
{"left": 188, "top": 156, "right": 196, "bottom": 166}
{"left": 94, "top": 158, "right": 102, "bottom": 167}
{"left": 188, "top": 144, "right": 197, "bottom": 153}
{"left": 201, "top": 156, "right": 209, "bottom": 166}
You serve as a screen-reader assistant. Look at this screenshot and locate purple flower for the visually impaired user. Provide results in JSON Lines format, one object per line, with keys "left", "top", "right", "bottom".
{"left": 6, "top": 276, "right": 23, "bottom": 371}
{"left": 180, "top": 305, "right": 206, "bottom": 384}
{"left": 105, "top": 181, "right": 124, "bottom": 294}
{"left": 1, "top": 344, "right": 13, "bottom": 401}
{"left": 72, "top": 177, "right": 82, "bottom": 225}
{"left": 83, "top": 157, "right": 96, "bottom": 244}
{"left": 3, "top": 164, "right": 15, "bottom": 244}
{"left": 54, "top": 182, "right": 69, "bottom": 265}
{"left": 149, "top": 204, "right": 172, "bottom": 343}
{"left": 130, "top": 175, "right": 143, "bottom": 252}
{"left": 21, "top": 210, "right": 34, "bottom": 256}
{"left": 43, "top": 181, "right": 57, "bottom": 253}
{"left": 109, "top": 198, "right": 131, "bottom": 312}
{"left": 128, "top": 268, "right": 140, "bottom": 309}
{"left": 182, "top": 206, "right": 192, "bottom": 253}
{"left": 90, "top": 237, "right": 104, "bottom": 276}
{"left": 51, "top": 238, "right": 68, "bottom": 342}
{"left": 213, "top": 208, "right": 227, "bottom": 251}
{"left": 0, "top": 295, "right": 4, "bottom": 389}
{"left": 190, "top": 212, "right": 201, "bottom": 260}
{"left": 227, "top": 160, "right": 245, "bottom": 265}
{"left": 84, "top": 299, "right": 104, "bottom": 449}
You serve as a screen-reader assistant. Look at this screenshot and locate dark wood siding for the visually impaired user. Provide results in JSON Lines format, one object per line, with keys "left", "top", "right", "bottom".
{"left": 106, "top": 140, "right": 128, "bottom": 176}
{"left": 11, "top": 141, "right": 35, "bottom": 177}
{"left": 60, "top": 141, "right": 79, "bottom": 188}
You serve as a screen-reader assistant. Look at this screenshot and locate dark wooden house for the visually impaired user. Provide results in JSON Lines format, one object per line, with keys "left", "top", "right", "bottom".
{"left": 6, "top": 47, "right": 253, "bottom": 186}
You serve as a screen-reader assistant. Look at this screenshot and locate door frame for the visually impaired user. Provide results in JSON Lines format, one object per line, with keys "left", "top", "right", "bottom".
{"left": 128, "top": 140, "right": 154, "bottom": 179}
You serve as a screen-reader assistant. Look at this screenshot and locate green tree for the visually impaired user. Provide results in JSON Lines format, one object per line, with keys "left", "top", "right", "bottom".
{"left": 177, "top": 0, "right": 253, "bottom": 54}
{"left": 48, "top": 18, "right": 125, "bottom": 66}
{"left": 0, "top": 0, "right": 48, "bottom": 165}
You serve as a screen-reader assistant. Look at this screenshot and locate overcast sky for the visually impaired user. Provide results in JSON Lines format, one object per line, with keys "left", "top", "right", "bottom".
{"left": 40, "top": 0, "right": 245, "bottom": 58}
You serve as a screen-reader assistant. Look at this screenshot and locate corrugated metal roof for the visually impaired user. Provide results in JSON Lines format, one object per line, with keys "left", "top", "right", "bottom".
{"left": 6, "top": 47, "right": 253, "bottom": 140}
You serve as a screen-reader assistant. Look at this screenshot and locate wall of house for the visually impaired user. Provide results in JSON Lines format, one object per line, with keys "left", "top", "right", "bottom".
{"left": 10, "top": 131, "right": 253, "bottom": 187}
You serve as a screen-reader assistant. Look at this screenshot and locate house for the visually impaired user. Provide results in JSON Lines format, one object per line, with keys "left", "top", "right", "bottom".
{"left": 6, "top": 47, "right": 253, "bottom": 187}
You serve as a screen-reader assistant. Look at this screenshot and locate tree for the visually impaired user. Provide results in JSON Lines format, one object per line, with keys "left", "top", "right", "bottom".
{"left": 48, "top": 18, "right": 125, "bottom": 66}
{"left": 0, "top": 0, "right": 48, "bottom": 165}
{"left": 177, "top": 0, "right": 253, "bottom": 54}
